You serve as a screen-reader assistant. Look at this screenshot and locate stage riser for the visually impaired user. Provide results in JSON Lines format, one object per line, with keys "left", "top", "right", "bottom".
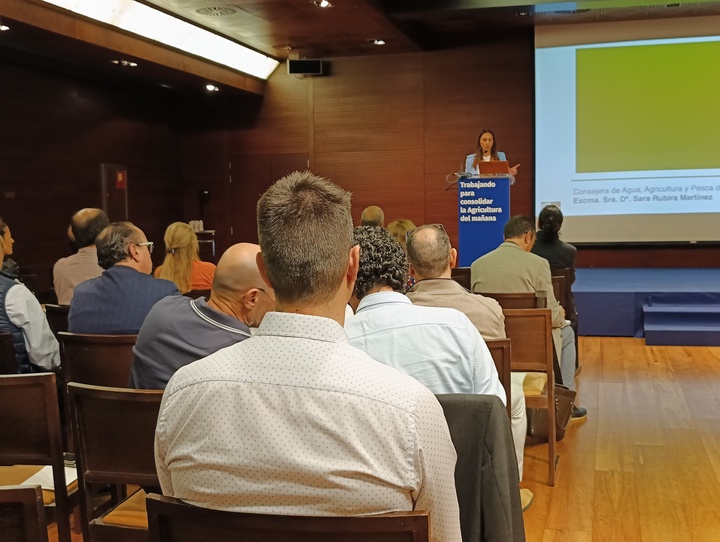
{"left": 575, "top": 269, "right": 720, "bottom": 345}
{"left": 645, "top": 329, "right": 720, "bottom": 346}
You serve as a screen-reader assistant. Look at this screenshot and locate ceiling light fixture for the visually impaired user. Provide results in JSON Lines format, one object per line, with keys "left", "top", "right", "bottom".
{"left": 0, "top": 19, "right": 9, "bottom": 31}
{"left": 371, "top": 39, "right": 386, "bottom": 46}
{"left": 42, "top": 0, "right": 279, "bottom": 80}
{"left": 205, "top": 84, "right": 220, "bottom": 92}
{"left": 313, "top": 0, "right": 333, "bottom": 7}
{"left": 112, "top": 59, "right": 138, "bottom": 67}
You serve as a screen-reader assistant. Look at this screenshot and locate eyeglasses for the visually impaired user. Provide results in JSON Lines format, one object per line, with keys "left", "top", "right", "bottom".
{"left": 135, "top": 241, "right": 154, "bottom": 254}
{"left": 406, "top": 223, "right": 445, "bottom": 241}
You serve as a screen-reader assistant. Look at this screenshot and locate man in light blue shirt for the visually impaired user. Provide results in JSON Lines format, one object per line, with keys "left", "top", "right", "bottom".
{"left": 345, "top": 226, "right": 506, "bottom": 405}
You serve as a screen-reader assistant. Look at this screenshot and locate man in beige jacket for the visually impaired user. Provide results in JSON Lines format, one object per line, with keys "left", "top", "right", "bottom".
{"left": 470, "top": 215, "right": 586, "bottom": 420}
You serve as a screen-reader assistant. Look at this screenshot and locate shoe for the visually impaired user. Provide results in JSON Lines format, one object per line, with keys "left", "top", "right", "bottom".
{"left": 520, "top": 488, "right": 534, "bottom": 512}
{"left": 571, "top": 405, "right": 587, "bottom": 420}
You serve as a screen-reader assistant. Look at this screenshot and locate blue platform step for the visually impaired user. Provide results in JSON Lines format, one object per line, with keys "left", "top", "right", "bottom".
{"left": 643, "top": 304, "right": 720, "bottom": 346}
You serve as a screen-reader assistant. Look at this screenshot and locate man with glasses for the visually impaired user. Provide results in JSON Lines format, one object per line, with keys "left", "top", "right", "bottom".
{"left": 69, "top": 221, "right": 179, "bottom": 334}
{"left": 130, "top": 243, "right": 275, "bottom": 389}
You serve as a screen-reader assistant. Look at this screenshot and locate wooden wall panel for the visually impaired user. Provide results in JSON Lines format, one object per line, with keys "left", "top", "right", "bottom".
{"left": 313, "top": 54, "right": 425, "bottom": 226}
{"left": 0, "top": 60, "right": 183, "bottom": 291}
{"left": 577, "top": 245, "right": 720, "bottom": 268}
{"left": 228, "top": 70, "right": 309, "bottom": 154}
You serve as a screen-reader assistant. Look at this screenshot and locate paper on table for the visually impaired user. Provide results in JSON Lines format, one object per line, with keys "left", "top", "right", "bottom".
{"left": 22, "top": 465, "right": 78, "bottom": 490}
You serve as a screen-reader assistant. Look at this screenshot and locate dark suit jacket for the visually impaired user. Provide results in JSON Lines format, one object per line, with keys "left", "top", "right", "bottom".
{"left": 531, "top": 233, "right": 576, "bottom": 282}
{"left": 435, "top": 393, "right": 525, "bottom": 542}
{"left": 69, "top": 265, "right": 179, "bottom": 334}
{"left": 531, "top": 234, "right": 577, "bottom": 322}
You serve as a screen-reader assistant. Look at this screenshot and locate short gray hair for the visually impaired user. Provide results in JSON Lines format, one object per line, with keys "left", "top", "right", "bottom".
{"left": 257, "top": 171, "right": 353, "bottom": 305}
{"left": 96, "top": 222, "right": 140, "bottom": 269}
{"left": 406, "top": 225, "right": 451, "bottom": 279}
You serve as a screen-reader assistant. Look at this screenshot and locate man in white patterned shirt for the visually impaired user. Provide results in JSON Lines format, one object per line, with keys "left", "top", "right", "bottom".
{"left": 155, "top": 171, "right": 462, "bottom": 542}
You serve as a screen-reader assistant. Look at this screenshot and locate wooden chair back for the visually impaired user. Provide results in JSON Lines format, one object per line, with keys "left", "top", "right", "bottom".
{"left": 484, "top": 338, "right": 512, "bottom": 417}
{"left": 0, "top": 374, "right": 73, "bottom": 542}
{"left": 146, "top": 493, "right": 429, "bottom": 542}
{"left": 68, "top": 383, "right": 163, "bottom": 542}
{"left": 0, "top": 332, "right": 18, "bottom": 374}
{"left": 450, "top": 267, "right": 471, "bottom": 290}
{"left": 550, "top": 275, "right": 567, "bottom": 315}
{"left": 58, "top": 332, "right": 137, "bottom": 388}
{"left": 44, "top": 305, "right": 70, "bottom": 340}
{"left": 0, "top": 485, "right": 49, "bottom": 542}
{"left": 551, "top": 267, "right": 579, "bottom": 373}
{"left": 477, "top": 292, "right": 547, "bottom": 309}
{"left": 502, "top": 308, "right": 557, "bottom": 486}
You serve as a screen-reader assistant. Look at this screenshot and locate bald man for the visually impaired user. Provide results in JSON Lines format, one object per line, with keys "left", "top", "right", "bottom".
{"left": 130, "top": 243, "right": 275, "bottom": 389}
{"left": 360, "top": 205, "right": 384, "bottom": 227}
{"left": 53, "top": 208, "right": 110, "bottom": 304}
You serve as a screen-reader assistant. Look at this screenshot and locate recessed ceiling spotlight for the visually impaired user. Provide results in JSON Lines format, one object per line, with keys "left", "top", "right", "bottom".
{"left": 371, "top": 39, "right": 386, "bottom": 46}
{"left": 205, "top": 84, "right": 220, "bottom": 92}
{"left": 516, "top": 11, "right": 529, "bottom": 16}
{"left": 112, "top": 59, "right": 138, "bottom": 67}
{"left": 313, "top": 0, "right": 332, "bottom": 7}
{"left": 0, "top": 21, "right": 9, "bottom": 31}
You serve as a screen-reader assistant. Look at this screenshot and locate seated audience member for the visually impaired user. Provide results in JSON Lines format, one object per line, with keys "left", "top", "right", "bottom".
{"left": 531, "top": 205, "right": 577, "bottom": 327}
{"left": 155, "top": 172, "right": 461, "bottom": 542}
{"left": 470, "top": 215, "right": 586, "bottom": 419}
{"left": 154, "top": 222, "right": 216, "bottom": 293}
{"left": 131, "top": 243, "right": 274, "bottom": 389}
{"left": 360, "top": 205, "right": 384, "bottom": 227}
{"left": 386, "top": 218, "right": 416, "bottom": 252}
{"left": 345, "top": 227, "right": 520, "bottom": 511}
{"left": 53, "top": 208, "right": 109, "bottom": 305}
{"left": 387, "top": 218, "right": 418, "bottom": 290}
{"left": 404, "top": 224, "right": 531, "bottom": 508}
{"left": 406, "top": 224, "right": 505, "bottom": 339}
{"left": 69, "top": 222, "right": 179, "bottom": 334}
{"left": 0, "top": 218, "right": 20, "bottom": 278}
{"left": 346, "top": 225, "right": 504, "bottom": 402}
{"left": 0, "top": 235, "right": 60, "bottom": 373}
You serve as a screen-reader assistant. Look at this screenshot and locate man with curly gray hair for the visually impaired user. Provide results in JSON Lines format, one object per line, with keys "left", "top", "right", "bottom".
{"left": 69, "top": 222, "right": 178, "bottom": 334}
{"left": 346, "top": 226, "right": 523, "bottom": 517}
{"left": 347, "top": 225, "right": 505, "bottom": 402}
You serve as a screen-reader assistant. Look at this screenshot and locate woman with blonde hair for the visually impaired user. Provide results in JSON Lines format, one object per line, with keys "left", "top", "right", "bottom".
{"left": 154, "top": 222, "right": 216, "bottom": 293}
{"left": 386, "top": 218, "right": 417, "bottom": 290}
{"left": 386, "top": 218, "right": 416, "bottom": 252}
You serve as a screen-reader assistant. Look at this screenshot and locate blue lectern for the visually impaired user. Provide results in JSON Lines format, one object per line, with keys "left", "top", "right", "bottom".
{"left": 457, "top": 176, "right": 511, "bottom": 266}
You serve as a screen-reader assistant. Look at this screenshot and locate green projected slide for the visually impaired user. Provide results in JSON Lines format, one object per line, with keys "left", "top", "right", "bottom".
{"left": 576, "top": 42, "right": 720, "bottom": 173}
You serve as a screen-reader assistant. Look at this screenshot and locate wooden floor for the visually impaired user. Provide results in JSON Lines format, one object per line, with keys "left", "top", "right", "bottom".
{"left": 522, "top": 337, "right": 720, "bottom": 541}
{"left": 48, "top": 337, "right": 720, "bottom": 542}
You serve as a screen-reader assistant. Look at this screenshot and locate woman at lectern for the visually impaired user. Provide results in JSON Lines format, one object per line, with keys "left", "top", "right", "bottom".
{"left": 464, "top": 129, "right": 520, "bottom": 178}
